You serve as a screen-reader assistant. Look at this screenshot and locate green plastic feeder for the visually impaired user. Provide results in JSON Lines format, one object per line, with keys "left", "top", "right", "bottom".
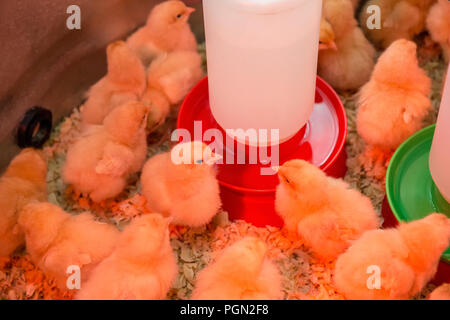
{"left": 386, "top": 124, "right": 450, "bottom": 263}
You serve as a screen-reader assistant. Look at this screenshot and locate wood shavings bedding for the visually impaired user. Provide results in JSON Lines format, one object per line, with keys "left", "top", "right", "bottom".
{"left": 0, "top": 43, "right": 446, "bottom": 301}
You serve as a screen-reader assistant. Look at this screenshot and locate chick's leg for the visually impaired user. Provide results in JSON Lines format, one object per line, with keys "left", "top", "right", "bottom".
{"left": 359, "top": 145, "right": 393, "bottom": 180}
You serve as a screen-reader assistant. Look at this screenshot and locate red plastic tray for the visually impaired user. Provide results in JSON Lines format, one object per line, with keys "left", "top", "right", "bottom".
{"left": 178, "top": 76, "right": 348, "bottom": 227}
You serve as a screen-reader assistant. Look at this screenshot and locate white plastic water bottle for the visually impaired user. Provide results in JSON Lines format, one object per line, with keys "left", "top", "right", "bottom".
{"left": 203, "top": 0, "right": 323, "bottom": 146}
{"left": 430, "top": 67, "right": 450, "bottom": 202}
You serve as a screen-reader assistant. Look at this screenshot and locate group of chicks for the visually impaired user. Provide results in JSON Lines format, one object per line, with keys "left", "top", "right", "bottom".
{"left": 319, "top": 0, "right": 450, "bottom": 91}
{"left": 1, "top": 146, "right": 449, "bottom": 299}
{"left": 275, "top": 160, "right": 450, "bottom": 300}
{"left": 319, "top": 0, "right": 450, "bottom": 174}
{"left": 65, "top": 0, "right": 204, "bottom": 204}
{"left": 313, "top": 0, "right": 450, "bottom": 299}
{"left": 0, "top": 0, "right": 219, "bottom": 299}
{"left": 1, "top": 0, "right": 450, "bottom": 300}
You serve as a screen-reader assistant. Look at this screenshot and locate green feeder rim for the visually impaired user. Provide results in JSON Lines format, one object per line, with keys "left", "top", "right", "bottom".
{"left": 386, "top": 124, "right": 450, "bottom": 263}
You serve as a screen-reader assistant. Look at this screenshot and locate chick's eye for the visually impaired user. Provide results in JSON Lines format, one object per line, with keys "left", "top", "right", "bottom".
{"left": 177, "top": 13, "right": 183, "bottom": 19}
{"left": 285, "top": 178, "right": 290, "bottom": 184}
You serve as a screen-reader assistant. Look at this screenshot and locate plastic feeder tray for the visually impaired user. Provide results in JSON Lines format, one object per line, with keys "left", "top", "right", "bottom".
{"left": 178, "top": 76, "right": 348, "bottom": 227}
{"left": 384, "top": 124, "right": 450, "bottom": 285}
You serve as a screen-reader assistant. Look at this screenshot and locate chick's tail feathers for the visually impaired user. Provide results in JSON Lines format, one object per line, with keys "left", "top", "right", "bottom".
{"left": 297, "top": 211, "right": 354, "bottom": 261}
{"left": 95, "top": 142, "right": 134, "bottom": 177}
{"left": 359, "top": 145, "right": 393, "bottom": 180}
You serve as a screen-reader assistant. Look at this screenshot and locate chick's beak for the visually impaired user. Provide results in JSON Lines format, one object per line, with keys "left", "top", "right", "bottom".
{"left": 205, "top": 152, "right": 223, "bottom": 166}
{"left": 276, "top": 166, "right": 296, "bottom": 189}
{"left": 319, "top": 41, "right": 338, "bottom": 51}
{"left": 186, "top": 7, "right": 196, "bottom": 15}
{"left": 277, "top": 166, "right": 286, "bottom": 179}
{"left": 328, "top": 41, "right": 338, "bottom": 51}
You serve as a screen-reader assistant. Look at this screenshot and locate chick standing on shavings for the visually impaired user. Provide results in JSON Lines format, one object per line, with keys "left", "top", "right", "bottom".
{"left": 18, "top": 202, "right": 119, "bottom": 290}
{"left": 318, "top": 0, "right": 376, "bottom": 91}
{"left": 126, "top": 0, "right": 198, "bottom": 67}
{"left": 359, "top": 0, "right": 436, "bottom": 49}
{"left": 191, "top": 237, "right": 283, "bottom": 300}
{"left": 80, "top": 41, "right": 146, "bottom": 127}
{"left": 63, "top": 101, "right": 149, "bottom": 203}
{"left": 334, "top": 214, "right": 450, "bottom": 300}
{"left": 427, "top": 0, "right": 450, "bottom": 63}
{"left": 143, "top": 50, "right": 204, "bottom": 134}
{"left": 76, "top": 214, "right": 177, "bottom": 300}
{"left": 141, "top": 141, "right": 222, "bottom": 228}
{"left": 356, "top": 39, "right": 432, "bottom": 178}
{"left": 0, "top": 149, "right": 47, "bottom": 257}
{"left": 275, "top": 160, "right": 380, "bottom": 261}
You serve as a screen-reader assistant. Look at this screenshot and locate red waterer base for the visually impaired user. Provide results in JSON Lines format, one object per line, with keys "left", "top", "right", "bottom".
{"left": 382, "top": 197, "right": 450, "bottom": 287}
{"left": 178, "top": 76, "right": 348, "bottom": 228}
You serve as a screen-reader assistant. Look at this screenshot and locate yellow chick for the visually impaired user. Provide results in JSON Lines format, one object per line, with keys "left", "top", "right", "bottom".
{"left": 275, "top": 160, "right": 380, "bottom": 261}
{"left": 191, "top": 237, "right": 283, "bottom": 300}
{"left": 334, "top": 214, "right": 450, "bottom": 300}
{"left": 319, "top": 18, "right": 337, "bottom": 51}
{"left": 0, "top": 149, "right": 47, "bottom": 257}
{"left": 142, "top": 88, "right": 171, "bottom": 135}
{"left": 141, "top": 141, "right": 222, "bottom": 227}
{"left": 64, "top": 101, "right": 149, "bottom": 203}
{"left": 356, "top": 39, "right": 432, "bottom": 169}
{"left": 318, "top": 0, "right": 376, "bottom": 91}
{"left": 360, "top": 0, "right": 436, "bottom": 49}
{"left": 427, "top": 0, "right": 450, "bottom": 62}
{"left": 429, "top": 283, "right": 450, "bottom": 300}
{"left": 81, "top": 41, "right": 146, "bottom": 126}
{"left": 76, "top": 214, "right": 177, "bottom": 300}
{"left": 142, "top": 51, "right": 203, "bottom": 133}
{"left": 18, "top": 202, "right": 120, "bottom": 289}
{"left": 126, "top": 0, "right": 198, "bottom": 67}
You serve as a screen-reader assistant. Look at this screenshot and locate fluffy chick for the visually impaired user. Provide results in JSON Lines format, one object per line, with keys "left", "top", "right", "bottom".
{"left": 147, "top": 51, "right": 203, "bottom": 105}
{"left": 76, "top": 214, "right": 177, "bottom": 300}
{"left": 351, "top": 0, "right": 360, "bottom": 9}
{"left": 142, "top": 51, "right": 203, "bottom": 133}
{"left": 81, "top": 41, "right": 146, "bottom": 126}
{"left": 356, "top": 39, "right": 432, "bottom": 154}
{"left": 142, "top": 88, "right": 171, "bottom": 135}
{"left": 427, "top": 0, "right": 450, "bottom": 62}
{"left": 64, "top": 101, "right": 149, "bottom": 203}
{"left": 275, "top": 160, "right": 380, "bottom": 261}
{"left": 360, "top": 0, "right": 436, "bottom": 49}
{"left": 18, "top": 202, "right": 119, "bottom": 289}
{"left": 319, "top": 18, "right": 337, "bottom": 51}
{"left": 429, "top": 283, "right": 450, "bottom": 300}
{"left": 0, "top": 149, "right": 47, "bottom": 257}
{"left": 141, "top": 141, "right": 221, "bottom": 227}
{"left": 334, "top": 213, "right": 450, "bottom": 300}
{"left": 126, "top": 0, "right": 197, "bottom": 67}
{"left": 191, "top": 237, "right": 283, "bottom": 300}
{"left": 318, "top": 0, "right": 376, "bottom": 91}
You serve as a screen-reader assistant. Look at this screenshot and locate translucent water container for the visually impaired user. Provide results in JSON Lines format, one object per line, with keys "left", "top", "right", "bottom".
{"left": 430, "top": 67, "right": 450, "bottom": 202}
{"left": 202, "top": 0, "right": 323, "bottom": 146}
